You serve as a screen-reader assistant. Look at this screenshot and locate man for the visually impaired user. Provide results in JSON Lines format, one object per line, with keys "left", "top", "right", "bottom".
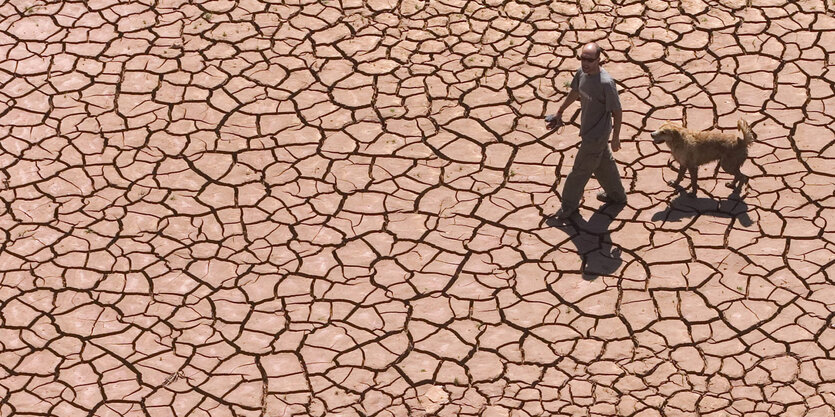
{"left": 546, "top": 42, "right": 627, "bottom": 220}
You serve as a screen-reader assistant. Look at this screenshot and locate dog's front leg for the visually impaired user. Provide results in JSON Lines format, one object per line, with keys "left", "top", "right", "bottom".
{"left": 669, "top": 165, "right": 686, "bottom": 187}
{"left": 688, "top": 165, "right": 699, "bottom": 196}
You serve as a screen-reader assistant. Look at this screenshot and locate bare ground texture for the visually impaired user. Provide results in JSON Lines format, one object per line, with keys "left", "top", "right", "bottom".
{"left": 1, "top": 0, "right": 834, "bottom": 416}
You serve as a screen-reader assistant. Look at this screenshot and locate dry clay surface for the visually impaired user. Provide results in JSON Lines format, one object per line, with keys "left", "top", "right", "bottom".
{"left": 1, "top": 0, "right": 834, "bottom": 415}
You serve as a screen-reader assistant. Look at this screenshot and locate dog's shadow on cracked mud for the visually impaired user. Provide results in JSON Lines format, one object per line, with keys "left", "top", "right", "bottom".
{"left": 546, "top": 204, "right": 625, "bottom": 281}
{"left": 652, "top": 188, "right": 753, "bottom": 227}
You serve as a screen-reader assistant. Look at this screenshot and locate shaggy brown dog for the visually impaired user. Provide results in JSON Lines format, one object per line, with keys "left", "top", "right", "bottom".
{"left": 651, "top": 119, "right": 755, "bottom": 195}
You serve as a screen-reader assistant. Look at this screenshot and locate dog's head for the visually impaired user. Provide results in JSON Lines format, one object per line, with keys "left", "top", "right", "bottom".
{"left": 650, "top": 122, "right": 683, "bottom": 145}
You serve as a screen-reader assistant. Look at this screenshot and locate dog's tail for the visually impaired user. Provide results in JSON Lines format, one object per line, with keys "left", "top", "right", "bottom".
{"left": 737, "top": 119, "right": 754, "bottom": 147}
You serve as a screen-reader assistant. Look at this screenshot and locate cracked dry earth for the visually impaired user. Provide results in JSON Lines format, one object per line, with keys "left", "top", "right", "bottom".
{"left": 1, "top": 0, "right": 835, "bottom": 416}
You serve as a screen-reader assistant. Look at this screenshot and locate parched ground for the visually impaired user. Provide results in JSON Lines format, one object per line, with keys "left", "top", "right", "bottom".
{"left": 1, "top": 0, "right": 834, "bottom": 415}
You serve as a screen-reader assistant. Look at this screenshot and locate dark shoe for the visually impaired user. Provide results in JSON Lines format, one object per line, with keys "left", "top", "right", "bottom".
{"left": 596, "top": 191, "right": 626, "bottom": 204}
{"left": 553, "top": 207, "right": 578, "bottom": 221}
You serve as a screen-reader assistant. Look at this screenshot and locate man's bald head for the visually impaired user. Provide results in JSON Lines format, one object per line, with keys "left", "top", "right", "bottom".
{"left": 579, "top": 43, "right": 602, "bottom": 74}
{"left": 582, "top": 43, "right": 602, "bottom": 59}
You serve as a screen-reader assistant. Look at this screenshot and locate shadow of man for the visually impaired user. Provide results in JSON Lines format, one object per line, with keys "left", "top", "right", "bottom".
{"left": 546, "top": 203, "right": 626, "bottom": 280}
{"left": 651, "top": 189, "right": 753, "bottom": 227}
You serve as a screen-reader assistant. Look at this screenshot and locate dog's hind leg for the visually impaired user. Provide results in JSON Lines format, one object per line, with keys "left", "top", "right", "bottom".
{"left": 727, "top": 171, "right": 747, "bottom": 191}
{"left": 721, "top": 158, "right": 747, "bottom": 190}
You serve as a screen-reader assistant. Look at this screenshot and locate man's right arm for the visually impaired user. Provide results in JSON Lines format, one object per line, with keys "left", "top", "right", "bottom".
{"left": 547, "top": 90, "right": 579, "bottom": 129}
{"left": 556, "top": 90, "right": 579, "bottom": 118}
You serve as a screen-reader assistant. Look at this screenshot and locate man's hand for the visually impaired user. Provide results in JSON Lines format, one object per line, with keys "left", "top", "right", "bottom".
{"left": 611, "top": 136, "right": 621, "bottom": 152}
{"left": 545, "top": 114, "right": 563, "bottom": 130}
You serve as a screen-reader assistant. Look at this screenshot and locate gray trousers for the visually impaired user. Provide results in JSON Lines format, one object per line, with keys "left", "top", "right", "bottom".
{"left": 561, "top": 134, "right": 626, "bottom": 212}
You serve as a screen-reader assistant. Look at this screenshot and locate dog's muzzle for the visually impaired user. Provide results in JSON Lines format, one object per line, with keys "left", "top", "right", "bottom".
{"left": 651, "top": 132, "right": 664, "bottom": 144}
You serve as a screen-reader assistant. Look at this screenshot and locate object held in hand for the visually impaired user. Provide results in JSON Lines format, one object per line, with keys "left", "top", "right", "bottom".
{"left": 545, "top": 114, "right": 563, "bottom": 130}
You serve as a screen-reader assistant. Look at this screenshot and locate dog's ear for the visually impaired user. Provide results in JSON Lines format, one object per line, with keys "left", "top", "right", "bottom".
{"left": 669, "top": 128, "right": 682, "bottom": 141}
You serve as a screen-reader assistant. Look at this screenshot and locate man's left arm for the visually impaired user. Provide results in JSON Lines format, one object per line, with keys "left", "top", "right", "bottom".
{"left": 605, "top": 77, "right": 623, "bottom": 152}
{"left": 611, "top": 109, "right": 622, "bottom": 151}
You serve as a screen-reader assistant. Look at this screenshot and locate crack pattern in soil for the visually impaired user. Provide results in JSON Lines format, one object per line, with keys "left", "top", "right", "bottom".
{"left": 0, "top": 0, "right": 834, "bottom": 416}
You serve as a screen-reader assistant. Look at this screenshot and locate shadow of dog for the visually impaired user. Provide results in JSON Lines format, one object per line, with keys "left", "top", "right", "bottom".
{"left": 651, "top": 189, "right": 753, "bottom": 227}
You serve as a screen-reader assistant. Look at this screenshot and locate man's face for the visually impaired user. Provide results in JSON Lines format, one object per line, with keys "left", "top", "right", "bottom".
{"left": 580, "top": 51, "right": 600, "bottom": 74}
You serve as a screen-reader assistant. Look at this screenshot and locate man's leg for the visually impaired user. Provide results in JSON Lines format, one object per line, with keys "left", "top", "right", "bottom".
{"left": 594, "top": 144, "right": 627, "bottom": 203}
{"left": 560, "top": 140, "right": 605, "bottom": 214}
